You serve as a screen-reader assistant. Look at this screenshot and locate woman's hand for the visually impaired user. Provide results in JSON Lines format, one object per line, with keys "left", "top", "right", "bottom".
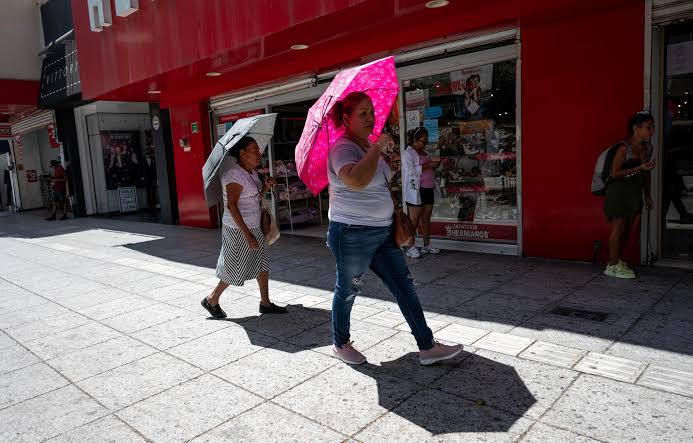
{"left": 263, "top": 176, "right": 277, "bottom": 190}
{"left": 246, "top": 234, "right": 260, "bottom": 251}
{"left": 641, "top": 160, "right": 656, "bottom": 171}
{"left": 374, "top": 134, "right": 394, "bottom": 153}
{"left": 646, "top": 197, "right": 654, "bottom": 210}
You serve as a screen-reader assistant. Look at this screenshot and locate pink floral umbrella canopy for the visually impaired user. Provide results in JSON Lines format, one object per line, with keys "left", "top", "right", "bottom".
{"left": 295, "top": 56, "right": 399, "bottom": 195}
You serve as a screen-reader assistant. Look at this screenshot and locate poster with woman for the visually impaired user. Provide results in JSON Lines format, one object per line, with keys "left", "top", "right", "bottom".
{"left": 450, "top": 64, "right": 493, "bottom": 120}
{"left": 101, "top": 131, "right": 141, "bottom": 190}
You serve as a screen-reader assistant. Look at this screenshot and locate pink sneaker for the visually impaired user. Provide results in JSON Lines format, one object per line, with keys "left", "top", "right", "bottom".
{"left": 419, "top": 341, "right": 463, "bottom": 365}
{"left": 331, "top": 341, "right": 367, "bottom": 365}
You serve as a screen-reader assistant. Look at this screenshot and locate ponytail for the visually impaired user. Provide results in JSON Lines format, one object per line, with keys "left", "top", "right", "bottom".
{"left": 330, "top": 91, "right": 371, "bottom": 129}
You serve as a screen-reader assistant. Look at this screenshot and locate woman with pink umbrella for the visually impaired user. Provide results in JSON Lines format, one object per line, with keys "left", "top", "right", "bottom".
{"left": 326, "top": 91, "right": 462, "bottom": 366}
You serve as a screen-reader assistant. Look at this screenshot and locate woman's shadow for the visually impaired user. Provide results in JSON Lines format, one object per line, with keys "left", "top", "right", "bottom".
{"left": 216, "top": 305, "right": 536, "bottom": 435}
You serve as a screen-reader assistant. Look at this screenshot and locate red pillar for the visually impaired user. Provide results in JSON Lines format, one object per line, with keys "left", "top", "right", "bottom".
{"left": 168, "top": 101, "right": 218, "bottom": 228}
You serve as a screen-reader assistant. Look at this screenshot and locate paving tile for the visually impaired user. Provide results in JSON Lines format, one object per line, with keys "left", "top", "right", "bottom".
{"left": 574, "top": 352, "right": 647, "bottom": 383}
{"left": 118, "top": 275, "right": 183, "bottom": 293}
{"left": 397, "top": 317, "right": 450, "bottom": 334}
{"left": 354, "top": 388, "right": 534, "bottom": 442}
{"left": 214, "top": 340, "right": 336, "bottom": 398}
{"left": 365, "top": 333, "right": 469, "bottom": 386}
{"left": 131, "top": 314, "right": 231, "bottom": 350}
{"left": 273, "top": 364, "right": 420, "bottom": 436}
{"left": 5, "top": 312, "right": 92, "bottom": 343}
{"left": 637, "top": 365, "right": 693, "bottom": 397}
{"left": 0, "top": 345, "right": 39, "bottom": 374}
{"left": 519, "top": 422, "right": 601, "bottom": 442}
{"left": 23, "top": 322, "right": 121, "bottom": 360}
{"left": 433, "top": 311, "right": 525, "bottom": 334}
{"left": 0, "top": 331, "right": 14, "bottom": 350}
{"left": 434, "top": 323, "right": 489, "bottom": 345}
{"left": 434, "top": 350, "right": 578, "bottom": 419}
{"left": 77, "top": 295, "right": 157, "bottom": 320}
{"left": 607, "top": 314, "right": 693, "bottom": 371}
{"left": 473, "top": 332, "right": 534, "bottom": 356}
{"left": 77, "top": 352, "right": 203, "bottom": 410}
{"left": 653, "top": 288, "right": 693, "bottom": 321}
{"left": 0, "top": 385, "right": 108, "bottom": 443}
{"left": 58, "top": 287, "right": 132, "bottom": 310}
{"left": 362, "top": 310, "right": 407, "bottom": 328}
{"left": 238, "top": 305, "right": 332, "bottom": 339}
{"left": 48, "top": 336, "right": 157, "bottom": 382}
{"left": 412, "top": 284, "right": 480, "bottom": 310}
{"left": 519, "top": 341, "right": 586, "bottom": 369}
{"left": 192, "top": 402, "right": 345, "bottom": 443}
{"left": 103, "top": 302, "right": 188, "bottom": 333}
{"left": 0, "top": 302, "right": 68, "bottom": 329}
{"left": 118, "top": 374, "right": 262, "bottom": 442}
{"left": 168, "top": 324, "right": 275, "bottom": 371}
{"left": 48, "top": 415, "right": 146, "bottom": 443}
{"left": 0, "top": 363, "right": 68, "bottom": 409}
{"left": 542, "top": 374, "right": 693, "bottom": 442}
{"left": 143, "top": 281, "right": 214, "bottom": 302}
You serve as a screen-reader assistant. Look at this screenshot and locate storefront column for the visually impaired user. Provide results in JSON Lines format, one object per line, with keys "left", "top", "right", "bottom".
{"left": 168, "top": 100, "right": 218, "bottom": 228}
{"left": 149, "top": 104, "right": 178, "bottom": 224}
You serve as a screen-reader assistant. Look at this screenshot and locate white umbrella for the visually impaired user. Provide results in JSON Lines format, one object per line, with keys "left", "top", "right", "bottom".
{"left": 202, "top": 113, "right": 277, "bottom": 207}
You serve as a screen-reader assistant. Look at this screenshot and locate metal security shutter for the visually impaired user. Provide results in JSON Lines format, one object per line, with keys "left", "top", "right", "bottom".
{"left": 10, "top": 110, "right": 55, "bottom": 135}
{"left": 654, "top": 0, "right": 693, "bottom": 24}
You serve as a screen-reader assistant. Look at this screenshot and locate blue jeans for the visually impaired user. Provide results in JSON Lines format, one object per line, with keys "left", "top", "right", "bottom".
{"left": 326, "top": 221, "right": 434, "bottom": 350}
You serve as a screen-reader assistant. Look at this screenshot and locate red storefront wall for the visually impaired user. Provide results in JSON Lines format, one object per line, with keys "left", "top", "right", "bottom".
{"left": 71, "top": 0, "right": 644, "bottom": 261}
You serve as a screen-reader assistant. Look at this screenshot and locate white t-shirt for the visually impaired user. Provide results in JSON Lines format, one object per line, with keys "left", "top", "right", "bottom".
{"left": 327, "top": 136, "right": 394, "bottom": 227}
{"left": 221, "top": 163, "right": 262, "bottom": 228}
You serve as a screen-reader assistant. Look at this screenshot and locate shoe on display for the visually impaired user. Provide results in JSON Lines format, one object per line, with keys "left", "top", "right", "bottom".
{"left": 331, "top": 341, "right": 367, "bottom": 365}
{"left": 604, "top": 263, "right": 635, "bottom": 279}
{"left": 420, "top": 341, "right": 463, "bottom": 365}
{"left": 422, "top": 245, "right": 440, "bottom": 254}
{"left": 406, "top": 247, "right": 422, "bottom": 258}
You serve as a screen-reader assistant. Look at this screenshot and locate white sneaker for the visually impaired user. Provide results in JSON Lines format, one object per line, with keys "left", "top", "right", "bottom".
{"left": 422, "top": 245, "right": 440, "bottom": 254}
{"left": 406, "top": 247, "right": 421, "bottom": 258}
{"left": 604, "top": 263, "right": 635, "bottom": 279}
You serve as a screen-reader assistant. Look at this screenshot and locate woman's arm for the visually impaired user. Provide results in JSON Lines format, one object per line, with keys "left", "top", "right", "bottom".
{"left": 338, "top": 135, "right": 392, "bottom": 190}
{"left": 611, "top": 145, "right": 642, "bottom": 179}
{"left": 225, "top": 182, "right": 259, "bottom": 250}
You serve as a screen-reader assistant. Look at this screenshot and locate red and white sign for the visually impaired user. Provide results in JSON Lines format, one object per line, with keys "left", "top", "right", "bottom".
{"left": 26, "top": 170, "right": 38, "bottom": 182}
{"left": 0, "top": 124, "right": 11, "bottom": 138}
{"left": 430, "top": 221, "right": 517, "bottom": 243}
{"left": 47, "top": 124, "right": 61, "bottom": 148}
{"left": 14, "top": 135, "right": 24, "bottom": 162}
{"left": 219, "top": 109, "right": 263, "bottom": 124}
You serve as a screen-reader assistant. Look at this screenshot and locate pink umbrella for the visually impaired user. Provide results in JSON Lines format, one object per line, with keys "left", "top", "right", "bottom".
{"left": 295, "top": 56, "right": 399, "bottom": 195}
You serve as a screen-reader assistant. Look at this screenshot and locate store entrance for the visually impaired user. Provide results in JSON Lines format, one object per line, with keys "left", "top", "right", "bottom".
{"left": 270, "top": 99, "right": 328, "bottom": 237}
{"left": 661, "top": 23, "right": 693, "bottom": 262}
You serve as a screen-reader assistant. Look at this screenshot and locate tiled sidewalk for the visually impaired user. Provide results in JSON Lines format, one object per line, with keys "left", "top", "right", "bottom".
{"left": 1, "top": 212, "right": 692, "bottom": 442}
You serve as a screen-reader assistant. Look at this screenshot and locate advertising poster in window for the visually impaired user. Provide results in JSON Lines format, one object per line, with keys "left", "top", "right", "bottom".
{"left": 402, "top": 60, "right": 517, "bottom": 244}
{"left": 101, "top": 131, "right": 141, "bottom": 191}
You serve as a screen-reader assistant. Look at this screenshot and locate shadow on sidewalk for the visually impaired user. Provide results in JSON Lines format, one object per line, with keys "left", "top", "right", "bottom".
{"left": 215, "top": 304, "right": 536, "bottom": 435}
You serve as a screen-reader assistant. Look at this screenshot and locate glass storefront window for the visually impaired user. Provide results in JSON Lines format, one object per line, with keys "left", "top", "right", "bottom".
{"left": 402, "top": 59, "right": 518, "bottom": 244}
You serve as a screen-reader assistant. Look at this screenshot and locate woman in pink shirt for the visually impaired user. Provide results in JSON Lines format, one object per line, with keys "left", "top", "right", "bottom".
{"left": 402, "top": 127, "right": 441, "bottom": 258}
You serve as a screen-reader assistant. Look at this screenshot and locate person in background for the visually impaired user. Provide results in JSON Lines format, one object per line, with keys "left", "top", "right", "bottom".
{"left": 202, "top": 136, "right": 287, "bottom": 319}
{"left": 603, "top": 111, "right": 656, "bottom": 278}
{"left": 402, "top": 126, "right": 441, "bottom": 258}
{"left": 326, "top": 91, "right": 462, "bottom": 366}
{"left": 46, "top": 160, "right": 68, "bottom": 221}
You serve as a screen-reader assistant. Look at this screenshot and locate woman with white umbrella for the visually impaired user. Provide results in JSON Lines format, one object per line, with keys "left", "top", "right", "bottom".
{"left": 201, "top": 136, "right": 287, "bottom": 318}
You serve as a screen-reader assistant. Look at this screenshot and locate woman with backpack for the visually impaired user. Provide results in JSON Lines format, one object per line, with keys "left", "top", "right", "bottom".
{"left": 604, "top": 111, "right": 656, "bottom": 278}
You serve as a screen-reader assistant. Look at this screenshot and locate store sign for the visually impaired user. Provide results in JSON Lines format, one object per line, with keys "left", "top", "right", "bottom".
{"left": 191, "top": 122, "right": 199, "bottom": 133}
{"left": 431, "top": 222, "right": 517, "bottom": 243}
{"left": 88, "top": 0, "right": 148, "bottom": 32}
{"left": 219, "top": 109, "right": 263, "bottom": 124}
{"left": 0, "top": 125, "right": 10, "bottom": 137}
{"left": 39, "top": 40, "right": 81, "bottom": 107}
{"left": 118, "top": 186, "right": 138, "bottom": 212}
{"left": 26, "top": 170, "right": 38, "bottom": 182}
{"left": 667, "top": 41, "right": 693, "bottom": 76}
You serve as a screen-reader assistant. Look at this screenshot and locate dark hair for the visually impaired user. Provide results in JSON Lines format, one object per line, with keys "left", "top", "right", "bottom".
{"left": 628, "top": 110, "right": 654, "bottom": 135}
{"left": 407, "top": 126, "right": 429, "bottom": 145}
{"left": 227, "top": 136, "right": 257, "bottom": 159}
{"left": 330, "top": 91, "right": 371, "bottom": 128}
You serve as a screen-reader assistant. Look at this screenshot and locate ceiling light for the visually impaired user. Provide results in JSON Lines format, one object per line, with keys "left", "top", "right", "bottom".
{"left": 206, "top": 72, "right": 222, "bottom": 77}
{"left": 425, "top": 0, "right": 450, "bottom": 8}
{"left": 290, "top": 44, "right": 309, "bottom": 50}
{"left": 148, "top": 90, "right": 161, "bottom": 94}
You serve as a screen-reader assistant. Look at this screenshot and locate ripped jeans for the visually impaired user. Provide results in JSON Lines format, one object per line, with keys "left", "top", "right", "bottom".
{"left": 326, "top": 221, "right": 434, "bottom": 350}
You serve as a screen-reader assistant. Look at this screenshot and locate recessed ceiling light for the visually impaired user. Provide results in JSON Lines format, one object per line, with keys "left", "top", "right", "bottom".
{"left": 206, "top": 72, "right": 222, "bottom": 77}
{"left": 290, "top": 44, "right": 309, "bottom": 50}
{"left": 148, "top": 90, "right": 161, "bottom": 94}
{"left": 425, "top": 0, "right": 450, "bottom": 8}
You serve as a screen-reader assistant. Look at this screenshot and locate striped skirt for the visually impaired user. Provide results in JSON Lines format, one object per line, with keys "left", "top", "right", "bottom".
{"left": 216, "top": 225, "right": 269, "bottom": 286}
